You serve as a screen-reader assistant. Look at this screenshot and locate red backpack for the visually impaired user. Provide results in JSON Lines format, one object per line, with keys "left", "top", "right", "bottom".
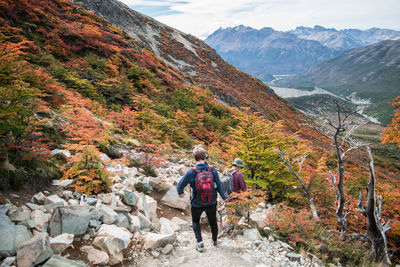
{"left": 193, "top": 166, "right": 217, "bottom": 204}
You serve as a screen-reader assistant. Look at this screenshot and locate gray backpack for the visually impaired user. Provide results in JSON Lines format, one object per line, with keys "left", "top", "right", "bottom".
{"left": 222, "top": 170, "right": 237, "bottom": 195}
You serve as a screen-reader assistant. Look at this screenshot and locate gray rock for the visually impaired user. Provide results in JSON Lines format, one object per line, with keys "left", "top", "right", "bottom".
{"left": 171, "top": 217, "right": 190, "bottom": 231}
{"left": 25, "top": 203, "right": 39, "bottom": 211}
{"left": 137, "top": 212, "right": 152, "bottom": 230}
{"left": 68, "top": 199, "right": 79, "bottom": 205}
{"left": 89, "top": 219, "right": 101, "bottom": 229}
{"left": 45, "top": 195, "right": 68, "bottom": 206}
{"left": 142, "top": 232, "right": 175, "bottom": 249}
{"left": 18, "top": 219, "right": 36, "bottom": 229}
{"left": 50, "top": 233, "right": 74, "bottom": 254}
{"left": 0, "top": 213, "right": 16, "bottom": 257}
{"left": 0, "top": 204, "right": 11, "bottom": 214}
{"left": 161, "top": 186, "right": 189, "bottom": 211}
{"left": 160, "top": 218, "right": 174, "bottom": 235}
{"left": 82, "top": 234, "right": 90, "bottom": 241}
{"left": 243, "top": 228, "right": 262, "bottom": 241}
{"left": 161, "top": 244, "right": 173, "bottom": 255}
{"left": 96, "top": 204, "right": 118, "bottom": 224}
{"left": 31, "top": 192, "right": 47, "bottom": 205}
{"left": 122, "top": 190, "right": 138, "bottom": 206}
{"left": 0, "top": 256, "right": 15, "bottom": 267}
{"left": 51, "top": 149, "right": 71, "bottom": 157}
{"left": 48, "top": 206, "right": 91, "bottom": 237}
{"left": 62, "top": 191, "right": 73, "bottom": 200}
{"left": 14, "top": 225, "right": 33, "bottom": 248}
{"left": 42, "top": 255, "right": 87, "bottom": 267}
{"left": 128, "top": 215, "right": 141, "bottom": 233}
{"left": 93, "top": 224, "right": 132, "bottom": 265}
{"left": 115, "top": 213, "right": 130, "bottom": 229}
{"left": 9, "top": 211, "right": 30, "bottom": 222}
{"left": 44, "top": 202, "right": 64, "bottom": 213}
{"left": 16, "top": 232, "right": 53, "bottom": 267}
{"left": 80, "top": 245, "right": 109, "bottom": 265}
{"left": 52, "top": 179, "right": 74, "bottom": 187}
{"left": 86, "top": 197, "right": 97, "bottom": 206}
{"left": 287, "top": 252, "right": 301, "bottom": 262}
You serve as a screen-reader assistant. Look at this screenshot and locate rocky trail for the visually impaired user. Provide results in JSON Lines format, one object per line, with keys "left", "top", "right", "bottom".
{"left": 0, "top": 147, "right": 325, "bottom": 267}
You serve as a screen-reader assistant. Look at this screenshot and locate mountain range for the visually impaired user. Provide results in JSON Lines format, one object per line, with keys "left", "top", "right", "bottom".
{"left": 205, "top": 25, "right": 400, "bottom": 80}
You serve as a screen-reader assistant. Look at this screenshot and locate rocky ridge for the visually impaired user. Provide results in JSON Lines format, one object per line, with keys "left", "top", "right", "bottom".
{"left": 0, "top": 147, "right": 324, "bottom": 267}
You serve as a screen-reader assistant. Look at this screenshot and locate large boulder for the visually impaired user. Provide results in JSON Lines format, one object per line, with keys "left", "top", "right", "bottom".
{"left": 16, "top": 232, "right": 54, "bottom": 267}
{"left": 42, "top": 255, "right": 87, "bottom": 267}
{"left": 50, "top": 233, "right": 74, "bottom": 254}
{"left": 142, "top": 232, "right": 175, "bottom": 250}
{"left": 48, "top": 206, "right": 91, "bottom": 237}
{"left": 93, "top": 224, "right": 132, "bottom": 265}
{"left": 161, "top": 186, "right": 189, "bottom": 211}
{"left": 0, "top": 214, "right": 33, "bottom": 258}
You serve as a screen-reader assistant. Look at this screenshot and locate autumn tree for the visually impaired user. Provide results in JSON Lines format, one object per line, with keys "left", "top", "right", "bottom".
{"left": 229, "top": 110, "right": 297, "bottom": 201}
{"left": 61, "top": 95, "right": 111, "bottom": 195}
{"left": 382, "top": 96, "right": 400, "bottom": 147}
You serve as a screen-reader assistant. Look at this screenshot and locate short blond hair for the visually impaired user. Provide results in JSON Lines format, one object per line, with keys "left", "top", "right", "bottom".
{"left": 193, "top": 145, "right": 207, "bottom": 161}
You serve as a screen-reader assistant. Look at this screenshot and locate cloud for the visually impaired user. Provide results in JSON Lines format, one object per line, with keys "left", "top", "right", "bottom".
{"left": 121, "top": 0, "right": 400, "bottom": 39}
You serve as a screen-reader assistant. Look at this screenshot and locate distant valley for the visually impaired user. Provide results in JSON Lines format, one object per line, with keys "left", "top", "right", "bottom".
{"left": 276, "top": 39, "right": 400, "bottom": 125}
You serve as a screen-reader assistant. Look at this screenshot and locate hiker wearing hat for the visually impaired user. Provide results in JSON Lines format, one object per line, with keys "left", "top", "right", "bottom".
{"left": 228, "top": 158, "right": 247, "bottom": 193}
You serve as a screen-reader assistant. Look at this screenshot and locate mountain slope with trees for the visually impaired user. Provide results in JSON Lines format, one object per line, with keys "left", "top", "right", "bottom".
{"left": 0, "top": 0, "right": 399, "bottom": 265}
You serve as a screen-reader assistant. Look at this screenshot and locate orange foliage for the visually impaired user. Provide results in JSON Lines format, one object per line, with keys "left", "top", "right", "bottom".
{"left": 382, "top": 96, "right": 400, "bottom": 147}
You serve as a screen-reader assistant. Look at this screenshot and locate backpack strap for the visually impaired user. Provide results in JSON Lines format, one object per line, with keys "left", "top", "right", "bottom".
{"left": 193, "top": 167, "right": 201, "bottom": 174}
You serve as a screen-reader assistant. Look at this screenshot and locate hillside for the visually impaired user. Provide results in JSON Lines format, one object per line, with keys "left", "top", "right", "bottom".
{"left": 276, "top": 39, "right": 400, "bottom": 124}
{"left": 0, "top": 0, "right": 400, "bottom": 265}
{"left": 72, "top": 0, "right": 299, "bottom": 125}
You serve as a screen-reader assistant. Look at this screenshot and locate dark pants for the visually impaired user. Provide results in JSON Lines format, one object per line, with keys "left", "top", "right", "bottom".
{"left": 191, "top": 204, "right": 218, "bottom": 243}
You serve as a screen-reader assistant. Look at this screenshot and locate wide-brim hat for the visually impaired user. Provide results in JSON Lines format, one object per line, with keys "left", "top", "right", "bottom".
{"left": 231, "top": 158, "right": 244, "bottom": 168}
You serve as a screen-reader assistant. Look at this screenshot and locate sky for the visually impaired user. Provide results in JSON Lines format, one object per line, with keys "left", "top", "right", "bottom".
{"left": 119, "top": 0, "right": 400, "bottom": 39}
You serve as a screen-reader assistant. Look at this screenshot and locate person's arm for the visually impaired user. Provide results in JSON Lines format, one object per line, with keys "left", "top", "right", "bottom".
{"left": 235, "top": 172, "right": 247, "bottom": 191}
{"left": 213, "top": 168, "right": 227, "bottom": 200}
{"left": 177, "top": 169, "right": 194, "bottom": 197}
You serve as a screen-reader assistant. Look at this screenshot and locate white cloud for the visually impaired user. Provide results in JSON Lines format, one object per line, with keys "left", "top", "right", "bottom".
{"left": 121, "top": 0, "right": 400, "bottom": 39}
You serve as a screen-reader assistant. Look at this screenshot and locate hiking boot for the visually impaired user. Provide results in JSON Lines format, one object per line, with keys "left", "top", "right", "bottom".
{"left": 195, "top": 241, "right": 205, "bottom": 252}
{"left": 213, "top": 240, "right": 218, "bottom": 247}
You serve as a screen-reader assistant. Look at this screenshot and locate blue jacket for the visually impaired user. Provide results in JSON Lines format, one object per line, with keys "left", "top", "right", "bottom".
{"left": 177, "top": 162, "right": 227, "bottom": 208}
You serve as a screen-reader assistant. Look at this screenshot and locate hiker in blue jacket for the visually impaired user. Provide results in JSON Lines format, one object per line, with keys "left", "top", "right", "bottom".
{"left": 177, "top": 145, "right": 227, "bottom": 251}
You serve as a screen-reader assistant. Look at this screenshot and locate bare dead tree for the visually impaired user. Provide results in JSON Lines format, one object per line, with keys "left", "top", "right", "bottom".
{"left": 357, "top": 146, "right": 391, "bottom": 265}
{"left": 306, "top": 103, "right": 367, "bottom": 232}
{"left": 277, "top": 149, "right": 319, "bottom": 221}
